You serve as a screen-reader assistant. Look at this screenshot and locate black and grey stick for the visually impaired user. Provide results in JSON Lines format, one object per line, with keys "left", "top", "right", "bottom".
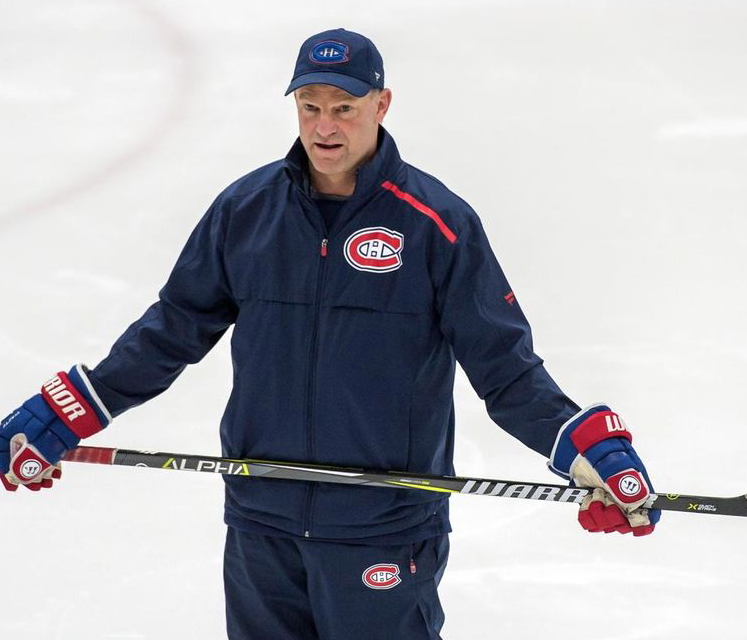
{"left": 63, "top": 446, "right": 747, "bottom": 517}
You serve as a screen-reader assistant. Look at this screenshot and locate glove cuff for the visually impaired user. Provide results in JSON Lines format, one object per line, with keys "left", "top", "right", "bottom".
{"left": 41, "top": 364, "right": 112, "bottom": 439}
{"left": 548, "top": 403, "right": 612, "bottom": 478}
{"left": 571, "top": 410, "right": 632, "bottom": 452}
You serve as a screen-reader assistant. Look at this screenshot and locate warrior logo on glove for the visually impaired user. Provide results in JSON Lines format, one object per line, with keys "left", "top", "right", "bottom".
{"left": 618, "top": 474, "right": 642, "bottom": 497}
{"left": 19, "top": 459, "right": 43, "bottom": 480}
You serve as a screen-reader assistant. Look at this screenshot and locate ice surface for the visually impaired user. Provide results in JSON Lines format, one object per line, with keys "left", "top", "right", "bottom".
{"left": 1, "top": 1, "right": 746, "bottom": 638}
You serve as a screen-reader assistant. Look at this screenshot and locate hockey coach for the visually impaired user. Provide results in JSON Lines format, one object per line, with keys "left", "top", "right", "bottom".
{"left": 1, "top": 28, "right": 660, "bottom": 639}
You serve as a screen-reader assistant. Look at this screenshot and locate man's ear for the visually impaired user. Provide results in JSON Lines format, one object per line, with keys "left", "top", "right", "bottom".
{"left": 376, "top": 89, "right": 393, "bottom": 124}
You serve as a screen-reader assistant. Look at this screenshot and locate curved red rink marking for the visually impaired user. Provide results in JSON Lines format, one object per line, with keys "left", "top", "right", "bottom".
{"left": 0, "top": 0, "right": 197, "bottom": 228}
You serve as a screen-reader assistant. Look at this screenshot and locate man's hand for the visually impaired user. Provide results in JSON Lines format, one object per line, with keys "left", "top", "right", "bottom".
{"left": 549, "top": 405, "right": 660, "bottom": 536}
{"left": 1, "top": 365, "right": 111, "bottom": 491}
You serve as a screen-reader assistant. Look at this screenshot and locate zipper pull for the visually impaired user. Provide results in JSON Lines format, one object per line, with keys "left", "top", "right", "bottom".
{"left": 320, "top": 238, "right": 328, "bottom": 257}
{"left": 410, "top": 557, "right": 417, "bottom": 574}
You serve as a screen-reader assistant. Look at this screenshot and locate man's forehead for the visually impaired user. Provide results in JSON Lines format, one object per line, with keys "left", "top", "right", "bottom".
{"left": 295, "top": 85, "right": 358, "bottom": 100}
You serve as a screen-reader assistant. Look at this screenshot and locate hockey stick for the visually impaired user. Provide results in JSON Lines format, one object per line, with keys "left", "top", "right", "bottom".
{"left": 63, "top": 446, "right": 747, "bottom": 517}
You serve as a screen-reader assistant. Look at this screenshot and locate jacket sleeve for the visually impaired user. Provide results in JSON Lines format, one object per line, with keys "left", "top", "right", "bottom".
{"left": 434, "top": 208, "right": 580, "bottom": 458}
{"left": 88, "top": 194, "right": 239, "bottom": 417}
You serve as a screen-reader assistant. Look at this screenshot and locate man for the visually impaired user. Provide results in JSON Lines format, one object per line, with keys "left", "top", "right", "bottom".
{"left": 0, "top": 28, "right": 659, "bottom": 639}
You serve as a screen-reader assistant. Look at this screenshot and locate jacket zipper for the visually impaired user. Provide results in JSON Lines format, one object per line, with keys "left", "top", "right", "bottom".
{"left": 302, "top": 234, "right": 329, "bottom": 538}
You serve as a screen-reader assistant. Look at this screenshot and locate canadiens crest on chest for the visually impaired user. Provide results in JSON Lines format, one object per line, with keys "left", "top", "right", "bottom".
{"left": 343, "top": 226, "right": 404, "bottom": 273}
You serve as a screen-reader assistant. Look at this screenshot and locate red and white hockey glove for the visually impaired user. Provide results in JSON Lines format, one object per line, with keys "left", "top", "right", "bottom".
{"left": 1, "top": 365, "right": 111, "bottom": 491}
{"left": 549, "top": 405, "right": 660, "bottom": 536}
{"left": 0, "top": 434, "right": 62, "bottom": 492}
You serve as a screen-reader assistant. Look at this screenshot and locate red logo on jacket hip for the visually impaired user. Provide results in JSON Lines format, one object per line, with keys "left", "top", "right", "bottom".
{"left": 344, "top": 227, "right": 404, "bottom": 273}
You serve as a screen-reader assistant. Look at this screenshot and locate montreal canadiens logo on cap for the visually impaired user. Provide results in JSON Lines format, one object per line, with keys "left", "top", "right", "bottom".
{"left": 310, "top": 40, "right": 349, "bottom": 64}
{"left": 362, "top": 563, "right": 401, "bottom": 590}
{"left": 344, "top": 227, "right": 404, "bottom": 273}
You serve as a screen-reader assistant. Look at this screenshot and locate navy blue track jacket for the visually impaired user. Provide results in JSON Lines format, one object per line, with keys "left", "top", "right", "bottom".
{"left": 89, "top": 127, "right": 580, "bottom": 543}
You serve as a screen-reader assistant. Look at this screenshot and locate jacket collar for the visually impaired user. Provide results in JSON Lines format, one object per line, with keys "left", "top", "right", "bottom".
{"left": 283, "top": 125, "right": 403, "bottom": 201}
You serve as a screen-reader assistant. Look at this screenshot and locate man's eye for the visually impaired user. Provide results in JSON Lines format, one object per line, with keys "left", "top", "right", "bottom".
{"left": 304, "top": 104, "right": 318, "bottom": 111}
{"left": 338, "top": 105, "right": 352, "bottom": 113}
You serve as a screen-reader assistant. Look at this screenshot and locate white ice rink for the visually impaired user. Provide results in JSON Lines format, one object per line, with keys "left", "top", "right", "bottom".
{"left": 2, "top": 1, "right": 747, "bottom": 638}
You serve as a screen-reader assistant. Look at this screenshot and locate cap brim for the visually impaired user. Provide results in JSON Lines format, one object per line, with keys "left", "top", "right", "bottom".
{"left": 284, "top": 72, "right": 372, "bottom": 98}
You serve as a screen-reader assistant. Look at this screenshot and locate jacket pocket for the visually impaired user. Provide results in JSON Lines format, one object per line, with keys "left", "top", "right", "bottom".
{"left": 324, "top": 288, "right": 431, "bottom": 315}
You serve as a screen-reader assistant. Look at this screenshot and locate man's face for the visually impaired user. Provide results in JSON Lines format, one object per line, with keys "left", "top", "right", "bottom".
{"left": 294, "top": 84, "right": 392, "bottom": 184}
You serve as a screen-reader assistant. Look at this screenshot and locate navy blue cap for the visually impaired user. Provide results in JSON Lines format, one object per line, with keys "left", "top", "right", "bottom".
{"left": 285, "top": 28, "right": 385, "bottom": 98}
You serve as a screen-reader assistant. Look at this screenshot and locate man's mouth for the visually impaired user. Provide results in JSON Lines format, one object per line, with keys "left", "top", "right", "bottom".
{"left": 315, "top": 143, "right": 343, "bottom": 150}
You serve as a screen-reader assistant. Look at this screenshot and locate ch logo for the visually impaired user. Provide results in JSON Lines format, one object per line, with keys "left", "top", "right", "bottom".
{"left": 362, "top": 564, "right": 401, "bottom": 590}
{"left": 310, "top": 41, "right": 349, "bottom": 64}
{"left": 344, "top": 227, "right": 404, "bottom": 273}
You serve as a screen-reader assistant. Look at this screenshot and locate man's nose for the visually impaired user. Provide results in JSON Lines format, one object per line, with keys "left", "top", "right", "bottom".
{"left": 315, "top": 114, "right": 338, "bottom": 138}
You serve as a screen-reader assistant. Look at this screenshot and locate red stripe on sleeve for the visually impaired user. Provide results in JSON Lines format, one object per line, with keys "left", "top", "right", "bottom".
{"left": 381, "top": 181, "right": 458, "bottom": 244}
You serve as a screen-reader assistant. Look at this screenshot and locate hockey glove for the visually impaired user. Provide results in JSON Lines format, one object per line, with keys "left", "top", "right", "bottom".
{"left": 1, "top": 365, "right": 111, "bottom": 491}
{"left": 549, "top": 405, "right": 660, "bottom": 536}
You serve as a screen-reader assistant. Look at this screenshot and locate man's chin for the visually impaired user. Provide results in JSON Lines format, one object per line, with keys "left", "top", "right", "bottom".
{"left": 309, "top": 158, "right": 348, "bottom": 176}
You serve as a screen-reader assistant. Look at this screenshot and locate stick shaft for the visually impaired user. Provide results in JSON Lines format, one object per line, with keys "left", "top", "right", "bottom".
{"left": 63, "top": 446, "right": 747, "bottom": 517}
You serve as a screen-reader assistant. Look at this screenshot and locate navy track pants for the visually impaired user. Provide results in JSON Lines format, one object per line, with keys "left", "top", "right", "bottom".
{"left": 224, "top": 527, "right": 449, "bottom": 640}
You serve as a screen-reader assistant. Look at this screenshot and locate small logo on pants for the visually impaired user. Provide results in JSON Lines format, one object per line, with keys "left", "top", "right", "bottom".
{"left": 362, "top": 563, "right": 401, "bottom": 589}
